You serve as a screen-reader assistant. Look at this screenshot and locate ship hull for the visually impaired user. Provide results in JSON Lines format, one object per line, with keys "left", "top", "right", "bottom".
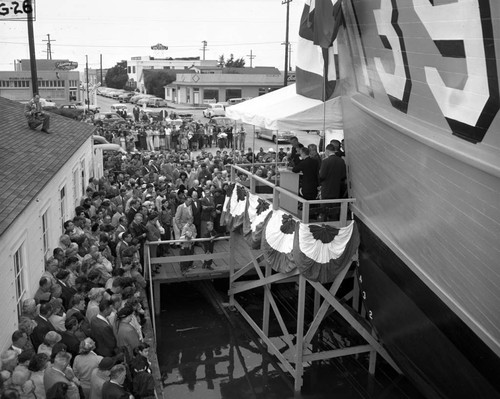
{"left": 357, "top": 217, "right": 500, "bottom": 399}
{"left": 339, "top": 0, "right": 500, "bottom": 397}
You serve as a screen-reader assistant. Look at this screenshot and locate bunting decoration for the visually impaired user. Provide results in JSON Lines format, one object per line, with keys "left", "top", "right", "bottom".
{"left": 294, "top": 220, "right": 360, "bottom": 283}
{"left": 296, "top": 0, "right": 342, "bottom": 101}
{"left": 226, "top": 183, "right": 247, "bottom": 231}
{"left": 243, "top": 193, "right": 272, "bottom": 249}
{"left": 261, "top": 210, "right": 297, "bottom": 273}
{"left": 220, "top": 183, "right": 235, "bottom": 227}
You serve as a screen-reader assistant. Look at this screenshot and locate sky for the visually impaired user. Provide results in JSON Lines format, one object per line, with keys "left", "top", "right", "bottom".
{"left": 0, "top": 0, "right": 304, "bottom": 72}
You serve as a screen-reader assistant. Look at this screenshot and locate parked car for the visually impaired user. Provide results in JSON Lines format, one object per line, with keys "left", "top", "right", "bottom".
{"left": 147, "top": 97, "right": 168, "bottom": 108}
{"left": 72, "top": 101, "right": 100, "bottom": 113}
{"left": 110, "top": 104, "right": 128, "bottom": 114}
{"left": 130, "top": 94, "right": 154, "bottom": 104}
{"left": 94, "top": 112, "right": 128, "bottom": 127}
{"left": 209, "top": 117, "right": 234, "bottom": 129}
{"left": 203, "top": 103, "right": 226, "bottom": 118}
{"left": 137, "top": 98, "right": 151, "bottom": 107}
{"left": 118, "top": 92, "right": 136, "bottom": 103}
{"left": 177, "top": 112, "right": 194, "bottom": 122}
{"left": 40, "top": 98, "right": 57, "bottom": 108}
{"left": 256, "top": 128, "right": 294, "bottom": 143}
{"left": 227, "top": 98, "right": 246, "bottom": 106}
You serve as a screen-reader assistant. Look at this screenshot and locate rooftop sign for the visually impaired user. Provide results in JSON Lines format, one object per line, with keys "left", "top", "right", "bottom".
{"left": 0, "top": 0, "right": 35, "bottom": 21}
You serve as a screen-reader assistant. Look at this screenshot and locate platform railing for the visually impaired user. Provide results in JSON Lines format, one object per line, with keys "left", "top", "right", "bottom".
{"left": 144, "top": 235, "right": 231, "bottom": 334}
{"left": 231, "top": 163, "right": 354, "bottom": 226}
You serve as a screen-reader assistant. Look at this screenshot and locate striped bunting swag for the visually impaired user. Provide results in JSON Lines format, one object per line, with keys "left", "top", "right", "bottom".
{"left": 261, "top": 210, "right": 297, "bottom": 273}
{"left": 293, "top": 220, "right": 360, "bottom": 283}
{"left": 243, "top": 193, "right": 272, "bottom": 249}
{"left": 296, "top": 0, "right": 342, "bottom": 101}
{"left": 226, "top": 183, "right": 247, "bottom": 231}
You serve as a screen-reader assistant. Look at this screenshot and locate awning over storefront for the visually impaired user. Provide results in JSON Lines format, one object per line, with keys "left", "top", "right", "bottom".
{"left": 225, "top": 84, "right": 343, "bottom": 131}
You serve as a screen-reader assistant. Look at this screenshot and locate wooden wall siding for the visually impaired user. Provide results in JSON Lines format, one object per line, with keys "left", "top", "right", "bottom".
{"left": 0, "top": 139, "right": 93, "bottom": 353}
{"left": 341, "top": 0, "right": 500, "bottom": 355}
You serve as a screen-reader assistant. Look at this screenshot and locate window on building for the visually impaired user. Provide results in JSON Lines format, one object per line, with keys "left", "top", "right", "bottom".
{"left": 258, "top": 88, "right": 267, "bottom": 96}
{"left": 128, "top": 66, "right": 131, "bottom": 73}
{"left": 80, "top": 160, "right": 86, "bottom": 196}
{"left": 42, "top": 210, "right": 50, "bottom": 259}
{"left": 73, "top": 169, "right": 79, "bottom": 206}
{"left": 226, "top": 89, "right": 242, "bottom": 100}
{"left": 163, "top": 66, "right": 171, "bottom": 69}
{"left": 132, "top": 66, "right": 136, "bottom": 73}
{"left": 13, "top": 244, "right": 26, "bottom": 317}
{"left": 60, "top": 186, "right": 66, "bottom": 231}
{"left": 204, "top": 89, "right": 219, "bottom": 102}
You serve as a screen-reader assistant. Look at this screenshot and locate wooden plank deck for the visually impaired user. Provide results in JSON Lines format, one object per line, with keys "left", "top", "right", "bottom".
{"left": 151, "top": 232, "right": 261, "bottom": 284}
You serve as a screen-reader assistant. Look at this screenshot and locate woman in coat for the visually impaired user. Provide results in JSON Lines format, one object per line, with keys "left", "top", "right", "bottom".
{"left": 114, "top": 305, "right": 141, "bottom": 362}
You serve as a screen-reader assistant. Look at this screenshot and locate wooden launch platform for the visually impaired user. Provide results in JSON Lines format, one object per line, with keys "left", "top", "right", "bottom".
{"left": 144, "top": 164, "right": 401, "bottom": 395}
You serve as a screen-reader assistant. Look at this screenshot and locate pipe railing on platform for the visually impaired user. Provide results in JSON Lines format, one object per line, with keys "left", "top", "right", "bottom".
{"left": 231, "top": 163, "right": 355, "bottom": 225}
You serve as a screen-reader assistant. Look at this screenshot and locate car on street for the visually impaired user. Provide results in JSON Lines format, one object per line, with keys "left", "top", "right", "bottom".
{"left": 209, "top": 116, "right": 235, "bottom": 129}
{"left": 118, "top": 92, "right": 136, "bottom": 103}
{"left": 130, "top": 94, "right": 154, "bottom": 104}
{"left": 94, "top": 112, "right": 128, "bottom": 127}
{"left": 177, "top": 112, "right": 194, "bottom": 122}
{"left": 203, "top": 103, "right": 226, "bottom": 118}
{"left": 71, "top": 101, "right": 100, "bottom": 113}
{"left": 147, "top": 97, "right": 169, "bottom": 108}
{"left": 256, "top": 128, "right": 294, "bottom": 143}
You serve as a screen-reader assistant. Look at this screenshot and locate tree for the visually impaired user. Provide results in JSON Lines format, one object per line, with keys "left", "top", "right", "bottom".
{"left": 105, "top": 61, "right": 128, "bottom": 89}
{"left": 218, "top": 54, "right": 246, "bottom": 68}
{"left": 143, "top": 70, "right": 176, "bottom": 98}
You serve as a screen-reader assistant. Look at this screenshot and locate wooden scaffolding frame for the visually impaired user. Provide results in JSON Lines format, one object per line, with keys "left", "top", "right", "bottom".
{"left": 227, "top": 165, "right": 401, "bottom": 393}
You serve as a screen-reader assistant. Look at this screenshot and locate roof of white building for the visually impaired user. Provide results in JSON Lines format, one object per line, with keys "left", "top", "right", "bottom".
{"left": 0, "top": 97, "right": 95, "bottom": 238}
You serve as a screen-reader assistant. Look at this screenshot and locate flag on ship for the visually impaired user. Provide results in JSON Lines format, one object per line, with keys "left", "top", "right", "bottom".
{"left": 294, "top": 220, "right": 359, "bottom": 283}
{"left": 243, "top": 193, "right": 272, "bottom": 249}
{"left": 296, "top": 0, "right": 342, "bottom": 100}
{"left": 220, "top": 183, "right": 235, "bottom": 227}
{"left": 261, "top": 210, "right": 297, "bottom": 273}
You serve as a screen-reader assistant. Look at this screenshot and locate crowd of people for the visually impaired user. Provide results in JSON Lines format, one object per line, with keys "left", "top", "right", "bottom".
{"left": 95, "top": 106, "right": 248, "bottom": 153}
{"left": 3, "top": 104, "right": 347, "bottom": 399}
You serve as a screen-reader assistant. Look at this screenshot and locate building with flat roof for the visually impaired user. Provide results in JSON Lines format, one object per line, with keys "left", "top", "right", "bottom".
{"left": 127, "top": 56, "right": 218, "bottom": 93}
{"left": 0, "top": 59, "right": 81, "bottom": 102}
{"left": 164, "top": 66, "right": 283, "bottom": 105}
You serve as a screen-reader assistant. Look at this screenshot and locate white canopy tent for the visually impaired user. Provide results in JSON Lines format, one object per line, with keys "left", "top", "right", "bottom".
{"left": 225, "top": 84, "right": 343, "bottom": 132}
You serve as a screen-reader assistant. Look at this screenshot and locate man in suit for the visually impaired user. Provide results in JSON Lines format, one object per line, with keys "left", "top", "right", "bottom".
{"left": 190, "top": 191, "right": 202, "bottom": 237}
{"left": 32, "top": 303, "right": 55, "bottom": 350}
{"left": 60, "top": 317, "right": 81, "bottom": 358}
{"left": 90, "top": 299, "right": 117, "bottom": 357}
{"left": 9, "top": 330, "right": 28, "bottom": 355}
{"left": 24, "top": 94, "right": 50, "bottom": 133}
{"left": 101, "top": 364, "right": 132, "bottom": 399}
{"left": 174, "top": 196, "right": 194, "bottom": 240}
{"left": 319, "top": 144, "right": 347, "bottom": 200}
{"left": 292, "top": 147, "right": 320, "bottom": 200}
{"left": 44, "top": 351, "right": 80, "bottom": 399}
{"left": 55, "top": 269, "right": 77, "bottom": 311}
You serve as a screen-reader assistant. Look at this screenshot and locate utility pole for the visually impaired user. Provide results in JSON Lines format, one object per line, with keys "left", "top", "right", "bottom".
{"left": 42, "top": 34, "right": 55, "bottom": 60}
{"left": 246, "top": 50, "right": 256, "bottom": 68}
{"left": 100, "top": 54, "right": 103, "bottom": 85}
{"left": 86, "top": 55, "right": 90, "bottom": 113}
{"left": 201, "top": 40, "right": 208, "bottom": 60}
{"left": 282, "top": 0, "right": 292, "bottom": 87}
{"left": 26, "top": 0, "right": 38, "bottom": 95}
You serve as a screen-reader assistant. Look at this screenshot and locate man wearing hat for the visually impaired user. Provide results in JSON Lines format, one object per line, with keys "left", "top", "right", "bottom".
{"left": 90, "top": 357, "right": 115, "bottom": 399}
